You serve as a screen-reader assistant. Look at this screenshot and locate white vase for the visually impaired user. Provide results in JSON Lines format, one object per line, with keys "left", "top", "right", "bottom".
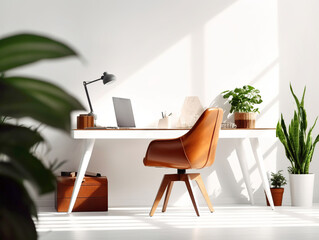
{"left": 289, "top": 173, "right": 315, "bottom": 207}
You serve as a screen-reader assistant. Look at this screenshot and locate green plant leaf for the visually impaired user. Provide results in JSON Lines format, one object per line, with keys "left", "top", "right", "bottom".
{"left": 270, "top": 170, "right": 287, "bottom": 188}
{"left": 290, "top": 83, "right": 301, "bottom": 113}
{"left": 0, "top": 208, "right": 37, "bottom": 240}
{"left": 0, "top": 124, "right": 43, "bottom": 150}
{"left": 0, "top": 124, "right": 56, "bottom": 194}
{"left": 278, "top": 84, "right": 318, "bottom": 174}
{"left": 277, "top": 120, "right": 293, "bottom": 162}
{"left": 49, "top": 158, "right": 67, "bottom": 172}
{"left": 291, "top": 112, "right": 300, "bottom": 165}
{"left": 0, "top": 145, "right": 56, "bottom": 194}
{"left": 0, "top": 171, "right": 37, "bottom": 219}
{"left": 0, "top": 177, "right": 37, "bottom": 240}
{"left": 300, "top": 86, "right": 306, "bottom": 108}
{"left": 221, "top": 85, "right": 262, "bottom": 113}
{"left": 0, "top": 76, "right": 84, "bottom": 132}
{"left": 0, "top": 33, "right": 77, "bottom": 72}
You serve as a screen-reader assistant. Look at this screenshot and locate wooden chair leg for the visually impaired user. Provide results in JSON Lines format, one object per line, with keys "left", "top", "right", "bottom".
{"left": 149, "top": 175, "right": 170, "bottom": 216}
{"left": 194, "top": 175, "right": 214, "bottom": 212}
{"left": 149, "top": 173, "right": 211, "bottom": 217}
{"left": 162, "top": 181, "right": 174, "bottom": 212}
{"left": 182, "top": 175, "right": 200, "bottom": 217}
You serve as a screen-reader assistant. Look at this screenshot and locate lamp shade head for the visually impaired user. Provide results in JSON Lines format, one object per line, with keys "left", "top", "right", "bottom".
{"left": 102, "top": 72, "right": 116, "bottom": 84}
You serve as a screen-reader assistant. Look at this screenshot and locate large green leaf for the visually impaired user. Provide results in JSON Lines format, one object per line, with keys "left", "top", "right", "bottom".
{"left": 0, "top": 208, "right": 37, "bottom": 240}
{"left": 0, "top": 124, "right": 55, "bottom": 195}
{"left": 0, "top": 171, "right": 37, "bottom": 219}
{"left": 0, "top": 33, "right": 77, "bottom": 72}
{"left": 0, "top": 124, "right": 43, "bottom": 150}
{"left": 0, "top": 177, "right": 37, "bottom": 240}
{"left": 0, "top": 145, "right": 56, "bottom": 194}
{"left": 0, "top": 76, "right": 84, "bottom": 132}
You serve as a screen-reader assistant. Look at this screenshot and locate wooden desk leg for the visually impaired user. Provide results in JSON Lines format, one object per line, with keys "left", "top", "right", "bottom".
{"left": 250, "top": 138, "right": 275, "bottom": 210}
{"left": 68, "top": 139, "right": 95, "bottom": 213}
{"left": 236, "top": 138, "right": 255, "bottom": 205}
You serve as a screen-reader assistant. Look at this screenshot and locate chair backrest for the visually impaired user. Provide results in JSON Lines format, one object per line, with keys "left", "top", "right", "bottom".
{"left": 180, "top": 108, "right": 223, "bottom": 169}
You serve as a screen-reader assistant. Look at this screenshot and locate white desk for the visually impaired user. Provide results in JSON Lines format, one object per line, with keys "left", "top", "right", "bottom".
{"left": 69, "top": 128, "right": 275, "bottom": 213}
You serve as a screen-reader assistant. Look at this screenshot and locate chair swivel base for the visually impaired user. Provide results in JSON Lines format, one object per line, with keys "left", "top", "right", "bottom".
{"left": 149, "top": 172, "right": 214, "bottom": 217}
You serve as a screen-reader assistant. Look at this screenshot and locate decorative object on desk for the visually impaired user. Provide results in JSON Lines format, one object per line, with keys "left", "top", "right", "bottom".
{"left": 221, "top": 122, "right": 237, "bottom": 129}
{"left": 179, "top": 96, "right": 204, "bottom": 128}
{"left": 158, "top": 112, "right": 172, "bottom": 128}
{"left": 77, "top": 114, "right": 94, "bottom": 129}
{"left": 77, "top": 72, "right": 116, "bottom": 129}
{"left": 221, "top": 85, "right": 262, "bottom": 128}
{"left": 265, "top": 170, "right": 287, "bottom": 206}
{"left": 276, "top": 84, "right": 318, "bottom": 207}
{"left": 56, "top": 176, "right": 108, "bottom": 212}
{"left": 0, "top": 33, "right": 84, "bottom": 240}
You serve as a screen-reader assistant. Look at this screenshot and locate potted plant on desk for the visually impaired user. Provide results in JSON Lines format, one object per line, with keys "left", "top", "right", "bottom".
{"left": 276, "top": 84, "right": 319, "bottom": 207}
{"left": 266, "top": 170, "right": 287, "bottom": 206}
{"left": 221, "top": 85, "right": 262, "bottom": 128}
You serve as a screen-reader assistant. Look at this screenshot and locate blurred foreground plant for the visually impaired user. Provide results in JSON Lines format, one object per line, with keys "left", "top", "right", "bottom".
{"left": 0, "top": 33, "right": 84, "bottom": 240}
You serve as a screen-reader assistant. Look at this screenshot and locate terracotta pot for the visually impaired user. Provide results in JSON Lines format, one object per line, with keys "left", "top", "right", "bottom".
{"left": 234, "top": 112, "right": 256, "bottom": 128}
{"left": 265, "top": 188, "right": 284, "bottom": 206}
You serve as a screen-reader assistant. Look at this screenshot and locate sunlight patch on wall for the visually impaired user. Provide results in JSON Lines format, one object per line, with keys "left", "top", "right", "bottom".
{"left": 206, "top": 170, "right": 222, "bottom": 198}
{"left": 227, "top": 150, "right": 244, "bottom": 184}
{"left": 96, "top": 35, "right": 192, "bottom": 127}
{"left": 203, "top": 0, "right": 279, "bottom": 109}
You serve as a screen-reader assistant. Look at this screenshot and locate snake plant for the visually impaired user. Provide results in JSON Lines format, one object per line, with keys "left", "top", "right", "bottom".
{"left": 276, "top": 84, "right": 319, "bottom": 174}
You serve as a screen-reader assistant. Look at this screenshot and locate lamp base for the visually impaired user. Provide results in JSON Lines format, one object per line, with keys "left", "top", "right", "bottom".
{"left": 77, "top": 114, "right": 94, "bottom": 129}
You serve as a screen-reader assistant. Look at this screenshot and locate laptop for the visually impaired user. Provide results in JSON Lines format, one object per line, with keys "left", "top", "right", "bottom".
{"left": 112, "top": 97, "right": 136, "bottom": 128}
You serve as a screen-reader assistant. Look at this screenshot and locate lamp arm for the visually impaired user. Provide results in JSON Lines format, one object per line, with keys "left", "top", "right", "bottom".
{"left": 85, "top": 78, "right": 103, "bottom": 85}
{"left": 83, "top": 78, "right": 103, "bottom": 115}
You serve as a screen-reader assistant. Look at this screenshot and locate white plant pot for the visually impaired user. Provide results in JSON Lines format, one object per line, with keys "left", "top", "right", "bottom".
{"left": 289, "top": 173, "right": 315, "bottom": 207}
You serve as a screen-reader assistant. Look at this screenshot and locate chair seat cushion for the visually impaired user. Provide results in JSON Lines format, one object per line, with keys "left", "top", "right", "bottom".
{"left": 143, "top": 138, "right": 191, "bottom": 169}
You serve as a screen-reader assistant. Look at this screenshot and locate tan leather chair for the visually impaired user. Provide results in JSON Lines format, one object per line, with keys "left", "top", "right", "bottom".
{"left": 144, "top": 108, "right": 223, "bottom": 216}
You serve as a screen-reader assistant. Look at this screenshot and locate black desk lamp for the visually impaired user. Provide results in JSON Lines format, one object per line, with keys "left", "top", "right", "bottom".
{"left": 77, "top": 72, "right": 116, "bottom": 129}
{"left": 83, "top": 72, "right": 116, "bottom": 116}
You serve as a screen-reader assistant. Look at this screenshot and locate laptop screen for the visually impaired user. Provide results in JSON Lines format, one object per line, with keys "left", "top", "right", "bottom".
{"left": 112, "top": 97, "right": 136, "bottom": 128}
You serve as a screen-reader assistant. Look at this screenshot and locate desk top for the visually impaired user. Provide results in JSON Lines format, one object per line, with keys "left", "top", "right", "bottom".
{"left": 72, "top": 128, "right": 276, "bottom": 139}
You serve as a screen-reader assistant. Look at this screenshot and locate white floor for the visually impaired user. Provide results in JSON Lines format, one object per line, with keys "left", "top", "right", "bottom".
{"left": 36, "top": 205, "right": 319, "bottom": 240}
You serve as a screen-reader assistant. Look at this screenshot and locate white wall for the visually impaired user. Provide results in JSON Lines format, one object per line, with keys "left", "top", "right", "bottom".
{"left": 1, "top": 0, "right": 318, "bottom": 208}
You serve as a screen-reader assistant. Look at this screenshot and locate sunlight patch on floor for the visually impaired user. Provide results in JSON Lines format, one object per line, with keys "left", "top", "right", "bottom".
{"left": 36, "top": 205, "right": 319, "bottom": 233}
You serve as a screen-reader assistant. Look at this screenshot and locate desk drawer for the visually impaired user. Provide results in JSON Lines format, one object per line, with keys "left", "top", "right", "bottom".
{"left": 56, "top": 197, "right": 107, "bottom": 212}
{"left": 56, "top": 176, "right": 108, "bottom": 212}
{"left": 57, "top": 185, "right": 107, "bottom": 198}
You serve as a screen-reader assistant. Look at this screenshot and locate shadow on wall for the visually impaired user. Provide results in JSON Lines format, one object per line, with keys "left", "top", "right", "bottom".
{"left": 208, "top": 139, "right": 251, "bottom": 204}
{"left": 209, "top": 94, "right": 233, "bottom": 123}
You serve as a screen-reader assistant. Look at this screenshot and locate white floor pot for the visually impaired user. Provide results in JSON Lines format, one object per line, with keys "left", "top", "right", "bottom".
{"left": 289, "top": 174, "right": 315, "bottom": 207}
